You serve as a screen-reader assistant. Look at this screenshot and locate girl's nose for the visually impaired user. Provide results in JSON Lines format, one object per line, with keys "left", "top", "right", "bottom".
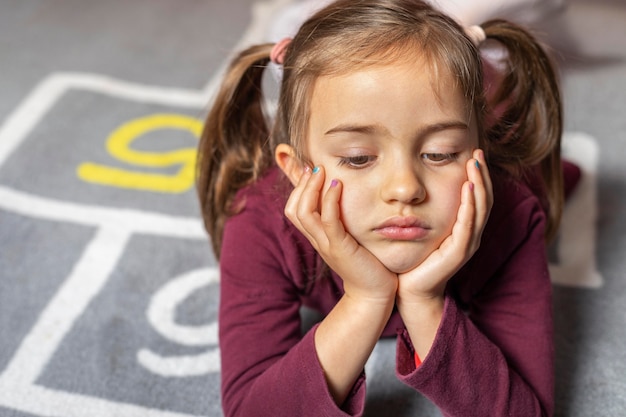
{"left": 380, "top": 162, "right": 425, "bottom": 205}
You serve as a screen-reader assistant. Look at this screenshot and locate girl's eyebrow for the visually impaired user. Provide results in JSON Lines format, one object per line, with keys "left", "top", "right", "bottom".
{"left": 324, "top": 120, "right": 469, "bottom": 137}
{"left": 324, "top": 123, "right": 383, "bottom": 136}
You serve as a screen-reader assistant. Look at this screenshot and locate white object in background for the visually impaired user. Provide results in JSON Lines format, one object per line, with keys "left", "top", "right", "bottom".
{"left": 549, "top": 132, "right": 603, "bottom": 288}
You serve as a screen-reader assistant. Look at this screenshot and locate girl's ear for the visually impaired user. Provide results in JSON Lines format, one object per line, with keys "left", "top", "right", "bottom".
{"left": 275, "top": 143, "right": 304, "bottom": 186}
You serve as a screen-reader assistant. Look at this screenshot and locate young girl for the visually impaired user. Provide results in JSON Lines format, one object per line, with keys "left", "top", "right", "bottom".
{"left": 197, "top": 1, "right": 569, "bottom": 415}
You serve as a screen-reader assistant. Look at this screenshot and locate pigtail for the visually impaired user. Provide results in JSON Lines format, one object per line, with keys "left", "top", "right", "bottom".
{"left": 481, "top": 19, "right": 564, "bottom": 241}
{"left": 196, "top": 44, "right": 274, "bottom": 258}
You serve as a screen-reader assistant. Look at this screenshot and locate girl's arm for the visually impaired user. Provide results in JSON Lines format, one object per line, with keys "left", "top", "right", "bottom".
{"left": 396, "top": 149, "right": 492, "bottom": 362}
{"left": 396, "top": 183, "right": 555, "bottom": 417}
{"left": 219, "top": 183, "right": 367, "bottom": 417}
{"left": 284, "top": 166, "right": 399, "bottom": 406}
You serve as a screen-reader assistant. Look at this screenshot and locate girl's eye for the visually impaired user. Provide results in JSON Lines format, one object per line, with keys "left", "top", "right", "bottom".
{"left": 338, "top": 155, "right": 376, "bottom": 168}
{"left": 421, "top": 153, "right": 459, "bottom": 164}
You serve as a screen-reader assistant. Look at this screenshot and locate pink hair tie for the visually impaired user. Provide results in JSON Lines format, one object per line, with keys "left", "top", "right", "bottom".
{"left": 270, "top": 37, "right": 292, "bottom": 65}
{"left": 465, "top": 25, "right": 486, "bottom": 46}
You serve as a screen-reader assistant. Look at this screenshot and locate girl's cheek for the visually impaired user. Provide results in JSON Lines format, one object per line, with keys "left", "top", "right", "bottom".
{"left": 336, "top": 184, "right": 363, "bottom": 224}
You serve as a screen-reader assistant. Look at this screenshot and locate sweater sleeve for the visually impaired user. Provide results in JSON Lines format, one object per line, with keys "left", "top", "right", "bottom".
{"left": 218, "top": 187, "right": 365, "bottom": 417}
{"left": 396, "top": 193, "right": 554, "bottom": 417}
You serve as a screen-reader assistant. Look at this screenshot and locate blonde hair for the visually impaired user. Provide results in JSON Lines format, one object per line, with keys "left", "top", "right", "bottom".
{"left": 197, "top": 0, "right": 563, "bottom": 257}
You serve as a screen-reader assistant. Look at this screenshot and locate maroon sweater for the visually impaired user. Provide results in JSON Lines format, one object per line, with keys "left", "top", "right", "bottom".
{"left": 218, "top": 166, "right": 555, "bottom": 417}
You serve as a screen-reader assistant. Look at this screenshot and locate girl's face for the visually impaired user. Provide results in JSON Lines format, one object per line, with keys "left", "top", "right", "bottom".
{"left": 306, "top": 58, "right": 479, "bottom": 274}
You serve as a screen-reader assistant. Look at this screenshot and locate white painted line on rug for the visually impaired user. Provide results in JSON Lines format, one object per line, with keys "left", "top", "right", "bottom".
{"left": 56, "top": 73, "right": 208, "bottom": 107}
{"left": 137, "top": 348, "right": 221, "bottom": 378}
{"left": 146, "top": 267, "right": 219, "bottom": 346}
{"left": 0, "top": 74, "right": 207, "bottom": 171}
{"left": 0, "top": 383, "right": 198, "bottom": 417}
{"left": 0, "top": 74, "right": 66, "bottom": 168}
{"left": 138, "top": 267, "right": 221, "bottom": 377}
{"left": 0, "top": 186, "right": 205, "bottom": 238}
{"left": 0, "top": 227, "right": 131, "bottom": 386}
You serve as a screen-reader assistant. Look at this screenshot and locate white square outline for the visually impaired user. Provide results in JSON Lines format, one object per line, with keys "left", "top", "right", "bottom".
{"left": 0, "top": 73, "right": 212, "bottom": 417}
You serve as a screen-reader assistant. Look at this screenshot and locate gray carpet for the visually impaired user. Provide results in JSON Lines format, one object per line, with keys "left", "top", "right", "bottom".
{"left": 0, "top": 1, "right": 624, "bottom": 416}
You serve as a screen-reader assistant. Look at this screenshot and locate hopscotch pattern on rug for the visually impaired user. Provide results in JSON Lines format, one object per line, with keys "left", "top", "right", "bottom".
{"left": 0, "top": 1, "right": 294, "bottom": 416}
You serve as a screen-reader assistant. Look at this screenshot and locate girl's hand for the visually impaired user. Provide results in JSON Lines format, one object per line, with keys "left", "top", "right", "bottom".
{"left": 284, "top": 166, "right": 398, "bottom": 303}
{"left": 286, "top": 166, "right": 398, "bottom": 405}
{"left": 396, "top": 149, "right": 492, "bottom": 361}
{"left": 398, "top": 149, "right": 493, "bottom": 300}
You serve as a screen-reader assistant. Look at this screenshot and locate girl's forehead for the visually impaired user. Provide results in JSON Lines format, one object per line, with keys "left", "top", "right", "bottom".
{"left": 285, "top": 40, "right": 481, "bottom": 154}
{"left": 311, "top": 57, "right": 468, "bottom": 110}
{"left": 309, "top": 61, "right": 472, "bottom": 129}
{"left": 315, "top": 45, "right": 463, "bottom": 90}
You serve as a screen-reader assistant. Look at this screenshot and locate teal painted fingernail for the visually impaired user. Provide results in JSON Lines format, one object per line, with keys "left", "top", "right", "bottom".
{"left": 475, "top": 159, "right": 480, "bottom": 169}
{"left": 312, "top": 166, "right": 320, "bottom": 174}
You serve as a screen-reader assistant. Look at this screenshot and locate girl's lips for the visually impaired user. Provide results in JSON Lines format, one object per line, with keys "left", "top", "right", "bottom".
{"left": 374, "top": 217, "right": 430, "bottom": 240}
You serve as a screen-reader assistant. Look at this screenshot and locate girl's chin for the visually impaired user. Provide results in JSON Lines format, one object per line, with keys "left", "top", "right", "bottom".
{"left": 385, "top": 263, "right": 421, "bottom": 275}
{"left": 358, "top": 239, "right": 439, "bottom": 274}
{"left": 377, "top": 252, "right": 430, "bottom": 274}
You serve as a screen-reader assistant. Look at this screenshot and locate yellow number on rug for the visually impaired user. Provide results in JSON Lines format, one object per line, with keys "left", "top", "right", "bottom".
{"left": 77, "top": 114, "right": 201, "bottom": 193}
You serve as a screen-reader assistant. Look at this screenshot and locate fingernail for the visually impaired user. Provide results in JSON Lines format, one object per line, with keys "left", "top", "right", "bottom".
{"left": 475, "top": 159, "right": 480, "bottom": 169}
{"left": 303, "top": 166, "right": 311, "bottom": 174}
{"left": 312, "top": 166, "right": 320, "bottom": 174}
{"left": 330, "top": 179, "right": 338, "bottom": 188}
{"left": 469, "top": 182, "right": 475, "bottom": 191}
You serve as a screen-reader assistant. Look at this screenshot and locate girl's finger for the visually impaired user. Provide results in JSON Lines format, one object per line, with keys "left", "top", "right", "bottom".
{"left": 295, "top": 166, "right": 328, "bottom": 243}
{"left": 475, "top": 149, "right": 493, "bottom": 210}
{"left": 467, "top": 149, "right": 492, "bottom": 235}
{"left": 452, "top": 180, "right": 476, "bottom": 251}
{"left": 284, "top": 166, "right": 311, "bottom": 228}
{"left": 320, "top": 178, "right": 346, "bottom": 242}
